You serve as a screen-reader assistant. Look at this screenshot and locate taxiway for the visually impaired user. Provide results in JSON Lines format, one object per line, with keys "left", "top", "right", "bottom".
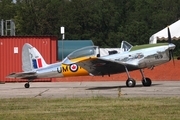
{"left": 0, "top": 81, "right": 180, "bottom": 98}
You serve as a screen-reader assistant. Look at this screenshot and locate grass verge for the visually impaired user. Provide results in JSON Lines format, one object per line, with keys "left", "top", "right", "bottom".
{"left": 0, "top": 97, "right": 180, "bottom": 120}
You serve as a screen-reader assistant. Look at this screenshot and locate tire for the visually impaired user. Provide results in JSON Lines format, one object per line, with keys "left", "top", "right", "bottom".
{"left": 142, "top": 78, "right": 152, "bottom": 86}
{"left": 126, "top": 78, "right": 136, "bottom": 87}
{"left": 24, "top": 83, "right": 30, "bottom": 88}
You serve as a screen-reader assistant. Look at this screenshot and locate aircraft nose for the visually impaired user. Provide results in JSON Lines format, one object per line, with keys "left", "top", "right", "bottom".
{"left": 168, "top": 43, "right": 176, "bottom": 50}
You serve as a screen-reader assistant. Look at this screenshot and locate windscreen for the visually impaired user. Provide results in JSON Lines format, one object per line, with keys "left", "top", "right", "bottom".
{"left": 67, "top": 46, "right": 99, "bottom": 59}
{"left": 121, "top": 41, "right": 133, "bottom": 52}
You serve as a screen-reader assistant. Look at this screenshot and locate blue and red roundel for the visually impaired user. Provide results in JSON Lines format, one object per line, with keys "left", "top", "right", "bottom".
{"left": 70, "top": 64, "right": 78, "bottom": 72}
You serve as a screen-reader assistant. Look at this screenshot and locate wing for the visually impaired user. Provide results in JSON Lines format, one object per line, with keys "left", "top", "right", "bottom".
{"left": 76, "top": 57, "right": 138, "bottom": 76}
{"left": 6, "top": 71, "right": 37, "bottom": 79}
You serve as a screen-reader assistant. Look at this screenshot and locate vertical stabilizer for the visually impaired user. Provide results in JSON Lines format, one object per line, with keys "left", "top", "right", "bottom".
{"left": 22, "top": 43, "right": 48, "bottom": 71}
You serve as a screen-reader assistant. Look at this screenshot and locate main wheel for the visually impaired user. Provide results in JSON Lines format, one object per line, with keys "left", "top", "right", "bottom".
{"left": 126, "top": 78, "right": 136, "bottom": 87}
{"left": 24, "top": 83, "right": 30, "bottom": 88}
{"left": 142, "top": 78, "right": 152, "bottom": 86}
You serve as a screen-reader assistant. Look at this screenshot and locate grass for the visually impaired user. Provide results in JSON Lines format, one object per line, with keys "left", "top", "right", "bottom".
{"left": 0, "top": 97, "right": 180, "bottom": 120}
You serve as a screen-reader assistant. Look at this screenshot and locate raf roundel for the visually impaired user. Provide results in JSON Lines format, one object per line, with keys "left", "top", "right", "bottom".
{"left": 70, "top": 64, "right": 78, "bottom": 72}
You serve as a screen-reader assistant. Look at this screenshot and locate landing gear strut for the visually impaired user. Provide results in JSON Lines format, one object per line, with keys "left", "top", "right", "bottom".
{"left": 125, "top": 66, "right": 136, "bottom": 87}
{"left": 140, "top": 69, "right": 152, "bottom": 86}
{"left": 124, "top": 67, "right": 152, "bottom": 87}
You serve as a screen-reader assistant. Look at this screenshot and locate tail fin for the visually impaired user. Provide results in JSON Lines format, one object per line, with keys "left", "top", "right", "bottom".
{"left": 22, "top": 43, "right": 48, "bottom": 72}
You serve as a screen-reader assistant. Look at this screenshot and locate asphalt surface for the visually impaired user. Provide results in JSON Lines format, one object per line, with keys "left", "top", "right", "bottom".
{"left": 0, "top": 81, "right": 180, "bottom": 98}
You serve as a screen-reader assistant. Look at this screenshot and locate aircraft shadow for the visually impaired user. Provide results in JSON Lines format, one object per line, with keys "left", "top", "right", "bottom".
{"left": 86, "top": 84, "right": 161, "bottom": 90}
{"left": 13, "top": 84, "right": 161, "bottom": 90}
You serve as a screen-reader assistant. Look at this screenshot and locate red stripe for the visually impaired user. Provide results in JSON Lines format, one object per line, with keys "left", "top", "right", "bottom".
{"left": 37, "top": 58, "right": 43, "bottom": 68}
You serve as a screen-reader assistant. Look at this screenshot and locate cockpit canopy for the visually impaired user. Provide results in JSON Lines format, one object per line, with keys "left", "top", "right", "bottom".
{"left": 66, "top": 41, "right": 132, "bottom": 59}
{"left": 62, "top": 41, "right": 133, "bottom": 64}
{"left": 121, "top": 41, "right": 133, "bottom": 52}
{"left": 67, "top": 46, "right": 99, "bottom": 60}
{"left": 62, "top": 46, "right": 99, "bottom": 64}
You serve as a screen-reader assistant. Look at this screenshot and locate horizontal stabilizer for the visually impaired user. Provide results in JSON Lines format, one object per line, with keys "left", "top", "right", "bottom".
{"left": 6, "top": 71, "right": 37, "bottom": 79}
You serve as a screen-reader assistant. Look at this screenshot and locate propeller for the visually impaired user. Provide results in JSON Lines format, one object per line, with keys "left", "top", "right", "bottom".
{"left": 167, "top": 27, "right": 175, "bottom": 65}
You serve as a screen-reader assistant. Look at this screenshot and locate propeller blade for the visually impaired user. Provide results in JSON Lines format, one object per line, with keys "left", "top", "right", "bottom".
{"left": 167, "top": 27, "right": 175, "bottom": 66}
{"left": 168, "top": 27, "right": 172, "bottom": 43}
{"left": 169, "top": 50, "right": 175, "bottom": 65}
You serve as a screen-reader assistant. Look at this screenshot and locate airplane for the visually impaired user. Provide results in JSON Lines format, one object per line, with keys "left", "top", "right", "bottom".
{"left": 7, "top": 27, "right": 175, "bottom": 88}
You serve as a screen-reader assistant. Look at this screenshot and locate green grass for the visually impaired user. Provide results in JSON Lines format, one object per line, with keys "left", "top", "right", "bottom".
{"left": 0, "top": 97, "right": 180, "bottom": 120}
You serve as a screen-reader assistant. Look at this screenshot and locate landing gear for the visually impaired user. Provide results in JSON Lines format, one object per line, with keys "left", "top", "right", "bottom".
{"left": 126, "top": 78, "right": 136, "bottom": 87}
{"left": 24, "top": 79, "right": 33, "bottom": 88}
{"left": 140, "top": 69, "right": 152, "bottom": 87}
{"left": 124, "top": 67, "right": 152, "bottom": 87}
{"left": 124, "top": 66, "right": 136, "bottom": 87}
{"left": 24, "top": 82, "right": 30, "bottom": 88}
{"left": 142, "top": 78, "right": 152, "bottom": 86}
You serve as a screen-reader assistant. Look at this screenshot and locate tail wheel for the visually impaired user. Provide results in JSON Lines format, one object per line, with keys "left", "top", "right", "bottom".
{"left": 142, "top": 78, "right": 152, "bottom": 86}
{"left": 126, "top": 78, "right": 136, "bottom": 87}
{"left": 24, "top": 83, "right": 30, "bottom": 88}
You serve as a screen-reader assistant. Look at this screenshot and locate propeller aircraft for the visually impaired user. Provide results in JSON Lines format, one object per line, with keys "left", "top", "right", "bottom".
{"left": 7, "top": 27, "right": 175, "bottom": 88}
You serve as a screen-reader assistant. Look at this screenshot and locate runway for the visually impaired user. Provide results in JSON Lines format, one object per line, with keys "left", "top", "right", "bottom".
{"left": 0, "top": 81, "right": 180, "bottom": 98}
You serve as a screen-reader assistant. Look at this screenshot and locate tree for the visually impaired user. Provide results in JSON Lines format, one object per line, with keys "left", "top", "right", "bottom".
{"left": 0, "top": 0, "right": 17, "bottom": 19}
{"left": 15, "top": 0, "right": 64, "bottom": 35}
{"left": 1, "top": 0, "right": 179, "bottom": 52}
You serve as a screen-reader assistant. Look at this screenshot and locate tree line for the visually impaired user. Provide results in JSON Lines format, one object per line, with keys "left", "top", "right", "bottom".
{"left": 0, "top": 0, "right": 180, "bottom": 55}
